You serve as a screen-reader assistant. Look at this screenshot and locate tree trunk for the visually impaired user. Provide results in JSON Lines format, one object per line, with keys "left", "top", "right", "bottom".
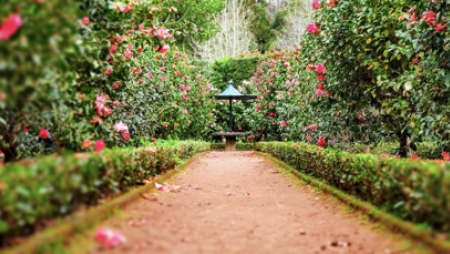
{"left": 2, "top": 147, "right": 18, "bottom": 163}
{"left": 398, "top": 132, "right": 412, "bottom": 158}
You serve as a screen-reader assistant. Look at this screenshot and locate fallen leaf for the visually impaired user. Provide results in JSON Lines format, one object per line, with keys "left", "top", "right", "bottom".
{"left": 140, "top": 193, "right": 158, "bottom": 201}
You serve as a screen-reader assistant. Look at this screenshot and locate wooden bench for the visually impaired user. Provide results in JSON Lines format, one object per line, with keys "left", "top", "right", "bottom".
{"left": 215, "top": 132, "right": 246, "bottom": 151}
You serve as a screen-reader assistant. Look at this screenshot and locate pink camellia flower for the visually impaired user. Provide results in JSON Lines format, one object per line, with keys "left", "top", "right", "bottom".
{"left": 39, "top": 129, "right": 50, "bottom": 139}
{"left": 81, "top": 17, "right": 90, "bottom": 25}
{"left": 435, "top": 23, "right": 446, "bottom": 32}
{"left": 161, "top": 75, "right": 167, "bottom": 81}
{"left": 156, "top": 27, "right": 171, "bottom": 39}
{"left": 105, "top": 68, "right": 111, "bottom": 76}
{"left": 0, "top": 14, "right": 23, "bottom": 40}
{"left": 113, "top": 82, "right": 119, "bottom": 90}
{"left": 94, "top": 140, "right": 106, "bottom": 152}
{"left": 280, "top": 120, "right": 287, "bottom": 127}
{"left": 183, "top": 109, "right": 188, "bottom": 114}
{"left": 112, "top": 101, "right": 120, "bottom": 106}
{"left": 178, "top": 84, "right": 185, "bottom": 90}
{"left": 175, "top": 71, "right": 181, "bottom": 76}
{"left": 421, "top": 11, "right": 436, "bottom": 25}
{"left": 158, "top": 44, "right": 170, "bottom": 53}
{"left": 95, "top": 227, "right": 126, "bottom": 247}
{"left": 124, "top": 48, "right": 133, "bottom": 59}
{"left": 306, "top": 23, "right": 321, "bottom": 35}
{"left": 315, "top": 88, "right": 324, "bottom": 97}
{"left": 103, "top": 107, "right": 113, "bottom": 116}
{"left": 283, "top": 62, "right": 290, "bottom": 67}
{"left": 312, "top": 0, "right": 321, "bottom": 10}
{"left": 315, "top": 63, "right": 326, "bottom": 74}
{"left": 185, "top": 86, "right": 192, "bottom": 92}
{"left": 123, "top": 5, "right": 132, "bottom": 12}
{"left": 295, "top": 45, "right": 300, "bottom": 51}
{"left": 123, "top": 133, "right": 130, "bottom": 141}
{"left": 308, "top": 124, "right": 318, "bottom": 130}
{"left": 114, "top": 121, "right": 129, "bottom": 133}
{"left": 146, "top": 72, "right": 153, "bottom": 79}
{"left": 174, "top": 51, "right": 180, "bottom": 58}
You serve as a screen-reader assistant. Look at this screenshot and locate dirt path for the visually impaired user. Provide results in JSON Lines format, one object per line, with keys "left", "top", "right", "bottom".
{"left": 83, "top": 152, "right": 428, "bottom": 254}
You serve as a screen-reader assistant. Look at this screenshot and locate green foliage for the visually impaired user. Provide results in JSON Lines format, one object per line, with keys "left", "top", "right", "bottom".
{"left": 0, "top": 0, "right": 224, "bottom": 162}
{"left": 256, "top": 141, "right": 450, "bottom": 232}
{"left": 0, "top": 140, "right": 209, "bottom": 245}
{"left": 210, "top": 56, "right": 261, "bottom": 89}
{"left": 300, "top": 0, "right": 450, "bottom": 156}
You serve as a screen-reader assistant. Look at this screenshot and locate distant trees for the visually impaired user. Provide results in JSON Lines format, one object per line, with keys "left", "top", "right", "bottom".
{"left": 194, "top": 0, "right": 312, "bottom": 60}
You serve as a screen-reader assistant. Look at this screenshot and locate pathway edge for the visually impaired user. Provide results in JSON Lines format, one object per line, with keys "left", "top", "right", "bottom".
{"left": 1, "top": 152, "right": 207, "bottom": 254}
{"left": 259, "top": 152, "right": 450, "bottom": 254}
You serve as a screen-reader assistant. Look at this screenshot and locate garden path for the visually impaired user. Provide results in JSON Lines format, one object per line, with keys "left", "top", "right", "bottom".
{"left": 85, "top": 152, "right": 428, "bottom": 254}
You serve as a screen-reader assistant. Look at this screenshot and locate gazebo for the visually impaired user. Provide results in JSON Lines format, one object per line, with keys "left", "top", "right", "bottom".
{"left": 215, "top": 80, "right": 256, "bottom": 151}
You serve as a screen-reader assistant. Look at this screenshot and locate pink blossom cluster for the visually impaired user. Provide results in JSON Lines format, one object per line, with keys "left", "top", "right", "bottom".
{"left": 114, "top": 121, "right": 130, "bottom": 141}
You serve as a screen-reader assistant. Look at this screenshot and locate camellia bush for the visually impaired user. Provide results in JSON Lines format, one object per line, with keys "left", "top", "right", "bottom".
{"left": 300, "top": 0, "right": 450, "bottom": 157}
{"left": 0, "top": 0, "right": 225, "bottom": 162}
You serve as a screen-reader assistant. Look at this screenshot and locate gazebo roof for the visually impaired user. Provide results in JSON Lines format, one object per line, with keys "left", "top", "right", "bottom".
{"left": 215, "top": 80, "right": 257, "bottom": 100}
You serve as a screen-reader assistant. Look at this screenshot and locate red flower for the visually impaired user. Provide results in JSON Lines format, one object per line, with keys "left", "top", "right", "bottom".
{"left": 421, "top": 11, "right": 436, "bottom": 25}
{"left": 110, "top": 44, "right": 117, "bottom": 53}
{"left": 315, "top": 63, "right": 326, "bottom": 74}
{"left": 306, "top": 23, "right": 321, "bottom": 35}
{"left": 442, "top": 152, "right": 450, "bottom": 161}
{"left": 317, "top": 84, "right": 325, "bottom": 90}
{"left": 435, "top": 23, "right": 446, "bottom": 32}
{"left": 158, "top": 45, "right": 170, "bottom": 53}
{"left": 39, "top": 129, "right": 50, "bottom": 139}
{"left": 0, "top": 14, "right": 23, "bottom": 40}
{"left": 316, "top": 137, "right": 327, "bottom": 147}
{"left": 280, "top": 120, "right": 287, "bottom": 127}
{"left": 105, "top": 68, "right": 111, "bottom": 76}
{"left": 113, "top": 82, "right": 119, "bottom": 90}
{"left": 306, "top": 64, "right": 315, "bottom": 71}
{"left": 94, "top": 140, "right": 106, "bottom": 152}
{"left": 81, "top": 17, "right": 90, "bottom": 26}
{"left": 317, "top": 75, "right": 326, "bottom": 81}
{"left": 312, "top": 0, "right": 321, "bottom": 10}
{"left": 411, "top": 155, "right": 419, "bottom": 160}
{"left": 123, "top": 133, "right": 130, "bottom": 141}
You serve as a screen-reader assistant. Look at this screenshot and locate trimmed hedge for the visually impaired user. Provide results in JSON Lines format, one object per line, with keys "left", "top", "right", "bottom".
{"left": 0, "top": 140, "right": 209, "bottom": 245}
{"left": 256, "top": 142, "right": 450, "bottom": 233}
{"left": 332, "top": 142, "right": 443, "bottom": 159}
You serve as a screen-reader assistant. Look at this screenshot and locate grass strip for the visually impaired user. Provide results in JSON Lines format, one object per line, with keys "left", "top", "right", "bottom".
{"left": 259, "top": 152, "right": 450, "bottom": 254}
{"left": 1, "top": 153, "right": 204, "bottom": 254}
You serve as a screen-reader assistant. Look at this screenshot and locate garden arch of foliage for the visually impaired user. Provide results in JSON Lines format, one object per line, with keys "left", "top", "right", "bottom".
{"left": 1, "top": 0, "right": 449, "bottom": 162}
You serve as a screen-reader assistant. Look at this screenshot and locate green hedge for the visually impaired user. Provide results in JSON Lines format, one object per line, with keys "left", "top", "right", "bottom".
{"left": 210, "top": 142, "right": 255, "bottom": 150}
{"left": 0, "top": 140, "right": 209, "bottom": 245}
{"left": 256, "top": 142, "right": 450, "bottom": 232}
{"left": 332, "top": 142, "right": 443, "bottom": 159}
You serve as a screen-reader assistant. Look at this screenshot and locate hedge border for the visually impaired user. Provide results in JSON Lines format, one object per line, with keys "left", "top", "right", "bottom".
{"left": 1, "top": 152, "right": 205, "bottom": 254}
{"left": 259, "top": 152, "right": 450, "bottom": 253}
